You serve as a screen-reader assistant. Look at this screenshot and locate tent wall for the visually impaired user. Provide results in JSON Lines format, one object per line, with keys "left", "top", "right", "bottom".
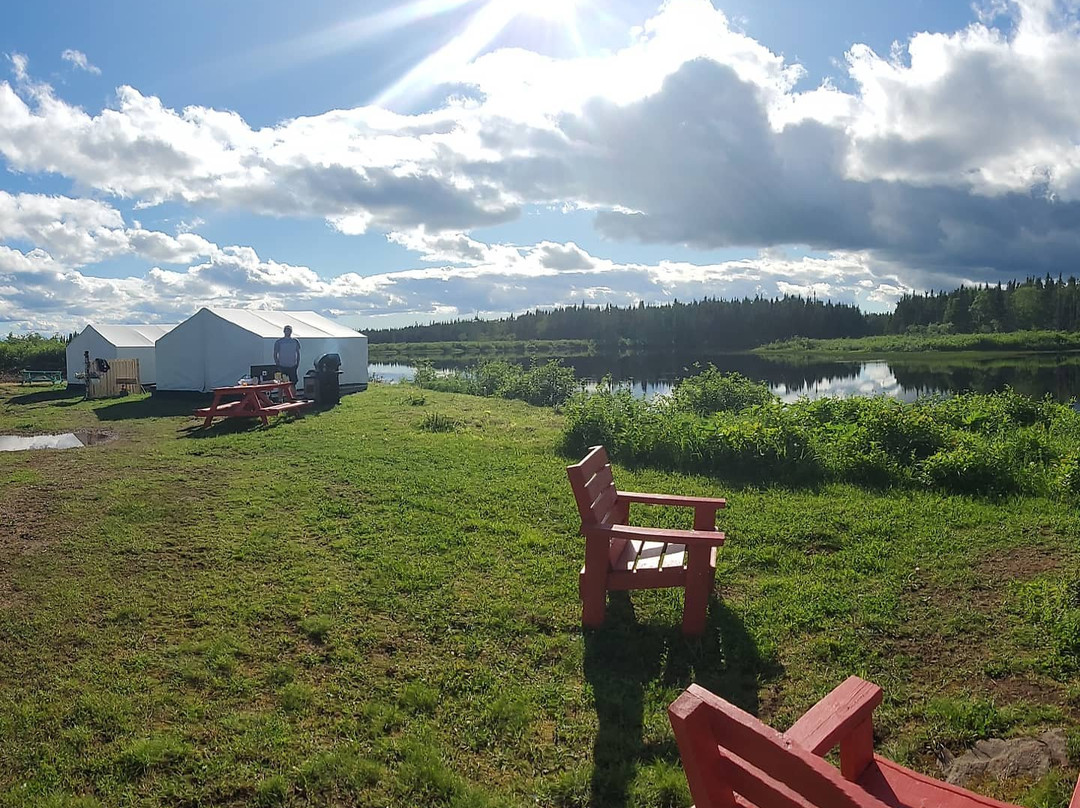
{"left": 257, "top": 335, "right": 368, "bottom": 389}
{"left": 156, "top": 308, "right": 368, "bottom": 393}
{"left": 66, "top": 325, "right": 173, "bottom": 385}
{"left": 202, "top": 314, "right": 263, "bottom": 390}
{"left": 65, "top": 328, "right": 118, "bottom": 384}
{"left": 157, "top": 311, "right": 260, "bottom": 392}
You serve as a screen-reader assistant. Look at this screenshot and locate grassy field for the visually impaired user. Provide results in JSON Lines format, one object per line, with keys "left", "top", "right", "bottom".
{"left": 2, "top": 384, "right": 1080, "bottom": 806}
{"left": 757, "top": 330, "right": 1080, "bottom": 356}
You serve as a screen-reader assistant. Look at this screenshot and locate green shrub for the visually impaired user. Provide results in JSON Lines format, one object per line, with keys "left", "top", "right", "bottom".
{"left": 562, "top": 373, "right": 1080, "bottom": 496}
{"left": 670, "top": 366, "right": 776, "bottom": 415}
{"left": 1056, "top": 452, "right": 1080, "bottom": 499}
{"left": 0, "top": 332, "right": 67, "bottom": 374}
{"left": 413, "top": 359, "right": 577, "bottom": 408}
{"left": 862, "top": 402, "right": 948, "bottom": 462}
{"left": 561, "top": 388, "right": 645, "bottom": 456}
{"left": 918, "top": 436, "right": 1019, "bottom": 496}
{"left": 696, "top": 406, "right": 821, "bottom": 484}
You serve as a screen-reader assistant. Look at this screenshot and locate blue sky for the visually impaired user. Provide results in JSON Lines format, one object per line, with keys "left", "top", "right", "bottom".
{"left": 2, "top": 0, "right": 1078, "bottom": 331}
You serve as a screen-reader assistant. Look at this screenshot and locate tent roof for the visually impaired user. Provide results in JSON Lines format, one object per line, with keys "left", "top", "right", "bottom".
{"left": 86, "top": 324, "right": 177, "bottom": 347}
{"left": 206, "top": 308, "right": 365, "bottom": 339}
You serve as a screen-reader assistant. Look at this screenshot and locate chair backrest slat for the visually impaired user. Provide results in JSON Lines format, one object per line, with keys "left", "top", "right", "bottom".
{"left": 567, "top": 446, "right": 620, "bottom": 525}
{"left": 670, "top": 685, "right": 891, "bottom": 808}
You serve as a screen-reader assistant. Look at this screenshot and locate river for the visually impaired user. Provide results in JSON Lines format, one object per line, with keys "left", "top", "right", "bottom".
{"left": 369, "top": 350, "right": 1080, "bottom": 402}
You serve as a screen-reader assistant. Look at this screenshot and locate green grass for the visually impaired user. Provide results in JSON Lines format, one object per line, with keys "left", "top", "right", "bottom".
{"left": 757, "top": 330, "right": 1080, "bottom": 356}
{"left": 1, "top": 384, "right": 1079, "bottom": 806}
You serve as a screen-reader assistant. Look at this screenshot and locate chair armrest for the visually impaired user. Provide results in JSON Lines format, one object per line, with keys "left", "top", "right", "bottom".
{"left": 591, "top": 523, "right": 725, "bottom": 545}
{"left": 786, "top": 676, "right": 883, "bottom": 756}
{"left": 619, "top": 491, "right": 727, "bottom": 509}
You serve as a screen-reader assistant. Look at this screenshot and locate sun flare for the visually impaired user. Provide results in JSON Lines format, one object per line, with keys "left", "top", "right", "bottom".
{"left": 512, "top": 0, "right": 579, "bottom": 23}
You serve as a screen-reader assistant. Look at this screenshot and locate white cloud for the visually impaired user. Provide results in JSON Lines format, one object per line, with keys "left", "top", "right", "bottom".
{"left": 0, "top": 231, "right": 910, "bottom": 332}
{"left": 60, "top": 49, "right": 101, "bottom": 75}
{"left": 7, "top": 52, "right": 28, "bottom": 81}
{"left": 5, "top": 0, "right": 1080, "bottom": 328}
{"left": 0, "top": 191, "right": 214, "bottom": 266}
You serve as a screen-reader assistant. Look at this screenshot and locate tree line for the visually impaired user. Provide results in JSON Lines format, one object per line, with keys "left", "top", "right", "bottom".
{"left": 367, "top": 276, "right": 1080, "bottom": 348}
{"left": 368, "top": 297, "right": 875, "bottom": 351}
{"left": 890, "top": 275, "right": 1080, "bottom": 334}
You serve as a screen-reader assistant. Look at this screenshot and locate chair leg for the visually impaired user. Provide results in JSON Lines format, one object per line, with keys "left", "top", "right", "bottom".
{"left": 580, "top": 572, "right": 607, "bottom": 628}
{"left": 682, "top": 545, "right": 714, "bottom": 636}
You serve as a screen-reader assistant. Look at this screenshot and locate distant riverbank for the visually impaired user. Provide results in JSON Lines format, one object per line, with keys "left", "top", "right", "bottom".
{"left": 368, "top": 339, "right": 593, "bottom": 362}
{"left": 756, "top": 330, "right": 1080, "bottom": 357}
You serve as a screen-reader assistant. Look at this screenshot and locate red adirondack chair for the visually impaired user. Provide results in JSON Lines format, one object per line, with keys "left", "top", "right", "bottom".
{"left": 669, "top": 676, "right": 1080, "bottom": 808}
{"left": 566, "top": 445, "right": 727, "bottom": 635}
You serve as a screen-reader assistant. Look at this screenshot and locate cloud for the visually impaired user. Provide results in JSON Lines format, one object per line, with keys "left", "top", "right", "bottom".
{"left": 7, "top": 52, "right": 28, "bottom": 81}
{"left": 4, "top": 0, "right": 1080, "bottom": 325}
{"left": 0, "top": 191, "right": 214, "bottom": 266}
{"left": 60, "top": 49, "right": 101, "bottom": 75}
{"left": 0, "top": 231, "right": 911, "bottom": 332}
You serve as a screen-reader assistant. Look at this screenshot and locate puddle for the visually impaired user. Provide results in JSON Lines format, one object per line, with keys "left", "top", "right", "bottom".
{"left": 0, "top": 429, "right": 115, "bottom": 452}
{"left": 0, "top": 433, "right": 84, "bottom": 452}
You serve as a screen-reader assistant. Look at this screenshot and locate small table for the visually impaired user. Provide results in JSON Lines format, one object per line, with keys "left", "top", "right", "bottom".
{"left": 194, "top": 381, "right": 311, "bottom": 427}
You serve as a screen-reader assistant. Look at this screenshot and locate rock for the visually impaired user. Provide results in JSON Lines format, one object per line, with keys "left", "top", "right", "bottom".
{"left": 943, "top": 730, "right": 1068, "bottom": 786}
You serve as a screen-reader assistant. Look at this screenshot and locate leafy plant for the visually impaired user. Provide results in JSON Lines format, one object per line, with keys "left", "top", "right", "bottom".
{"left": 419, "top": 412, "right": 460, "bottom": 433}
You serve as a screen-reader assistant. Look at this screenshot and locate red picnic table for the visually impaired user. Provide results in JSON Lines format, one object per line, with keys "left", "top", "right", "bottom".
{"left": 194, "top": 381, "right": 311, "bottom": 427}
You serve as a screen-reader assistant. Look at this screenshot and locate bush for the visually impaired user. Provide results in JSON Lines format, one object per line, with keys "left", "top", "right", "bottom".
{"left": 918, "top": 436, "right": 1019, "bottom": 496}
{"left": 561, "top": 387, "right": 644, "bottom": 455}
{"left": 562, "top": 368, "right": 1080, "bottom": 496}
{"left": 696, "top": 405, "right": 821, "bottom": 484}
{"left": 862, "top": 402, "right": 948, "bottom": 462}
{"left": 413, "top": 359, "right": 578, "bottom": 408}
{"left": 0, "top": 333, "right": 67, "bottom": 374}
{"left": 1056, "top": 452, "right": 1080, "bottom": 499}
{"left": 670, "top": 366, "right": 776, "bottom": 415}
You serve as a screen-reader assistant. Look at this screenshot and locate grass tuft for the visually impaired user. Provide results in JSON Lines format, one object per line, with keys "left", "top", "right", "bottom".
{"left": 298, "top": 614, "right": 333, "bottom": 643}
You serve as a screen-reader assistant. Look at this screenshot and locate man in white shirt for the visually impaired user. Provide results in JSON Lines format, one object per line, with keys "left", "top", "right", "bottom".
{"left": 273, "top": 325, "right": 301, "bottom": 385}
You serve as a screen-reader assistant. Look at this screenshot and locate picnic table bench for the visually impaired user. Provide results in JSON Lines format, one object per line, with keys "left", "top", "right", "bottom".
{"left": 20, "top": 369, "right": 64, "bottom": 385}
{"left": 194, "top": 381, "right": 310, "bottom": 427}
{"left": 567, "top": 445, "right": 726, "bottom": 635}
{"left": 669, "top": 676, "right": 1080, "bottom": 808}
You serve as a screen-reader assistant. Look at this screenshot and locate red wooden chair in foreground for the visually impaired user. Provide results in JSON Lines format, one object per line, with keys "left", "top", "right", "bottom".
{"left": 669, "top": 676, "right": 1080, "bottom": 808}
{"left": 566, "top": 445, "right": 727, "bottom": 635}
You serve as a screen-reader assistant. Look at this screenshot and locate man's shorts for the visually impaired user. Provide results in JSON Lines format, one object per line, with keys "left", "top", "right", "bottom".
{"left": 278, "top": 366, "right": 298, "bottom": 384}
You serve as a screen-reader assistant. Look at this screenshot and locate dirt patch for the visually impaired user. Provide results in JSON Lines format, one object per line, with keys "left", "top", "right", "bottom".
{"left": 0, "top": 484, "right": 55, "bottom": 551}
{"left": 976, "top": 546, "right": 1062, "bottom": 582}
{"left": 73, "top": 428, "right": 118, "bottom": 446}
{"left": 874, "top": 542, "right": 1079, "bottom": 738}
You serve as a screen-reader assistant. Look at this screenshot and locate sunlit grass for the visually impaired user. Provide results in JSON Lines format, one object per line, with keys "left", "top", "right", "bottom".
{"left": 0, "top": 383, "right": 1078, "bottom": 806}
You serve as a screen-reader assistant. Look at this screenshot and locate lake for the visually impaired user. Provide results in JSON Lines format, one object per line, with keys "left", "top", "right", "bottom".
{"left": 369, "top": 350, "right": 1080, "bottom": 402}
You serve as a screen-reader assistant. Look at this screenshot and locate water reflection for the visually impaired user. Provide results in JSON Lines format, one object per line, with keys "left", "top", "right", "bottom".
{"left": 369, "top": 351, "right": 1080, "bottom": 403}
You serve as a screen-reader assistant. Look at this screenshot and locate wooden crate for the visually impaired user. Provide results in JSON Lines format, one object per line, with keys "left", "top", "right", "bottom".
{"left": 87, "top": 358, "right": 142, "bottom": 398}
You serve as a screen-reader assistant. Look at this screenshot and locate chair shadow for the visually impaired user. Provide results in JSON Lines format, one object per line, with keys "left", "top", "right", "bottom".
{"left": 583, "top": 593, "right": 781, "bottom": 808}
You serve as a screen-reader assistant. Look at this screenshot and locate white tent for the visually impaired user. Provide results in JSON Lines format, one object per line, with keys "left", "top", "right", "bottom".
{"left": 66, "top": 324, "right": 177, "bottom": 385}
{"left": 155, "top": 308, "right": 368, "bottom": 393}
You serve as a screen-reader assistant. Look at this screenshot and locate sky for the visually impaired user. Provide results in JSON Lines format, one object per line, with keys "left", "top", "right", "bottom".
{"left": 1, "top": 0, "right": 1079, "bottom": 332}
